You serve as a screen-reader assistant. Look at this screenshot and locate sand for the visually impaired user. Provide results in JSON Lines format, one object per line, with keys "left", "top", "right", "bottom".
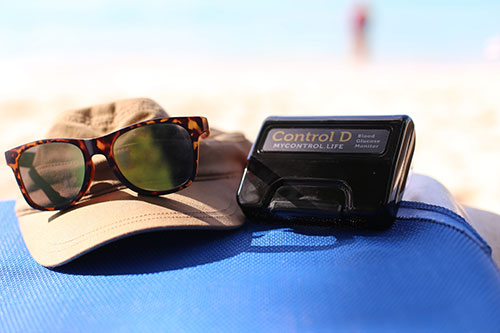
{"left": 1, "top": 56, "right": 499, "bottom": 215}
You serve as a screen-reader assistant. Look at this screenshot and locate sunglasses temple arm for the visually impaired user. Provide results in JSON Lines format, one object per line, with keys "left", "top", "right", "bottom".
{"left": 27, "top": 167, "right": 66, "bottom": 206}
{"left": 201, "top": 117, "right": 210, "bottom": 138}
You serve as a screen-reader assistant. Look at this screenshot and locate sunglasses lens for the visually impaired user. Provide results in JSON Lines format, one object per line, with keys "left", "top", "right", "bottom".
{"left": 18, "top": 142, "right": 86, "bottom": 209}
{"left": 113, "top": 123, "right": 195, "bottom": 192}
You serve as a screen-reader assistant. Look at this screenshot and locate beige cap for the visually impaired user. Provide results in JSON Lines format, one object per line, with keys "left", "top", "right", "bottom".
{"left": 15, "top": 98, "right": 251, "bottom": 267}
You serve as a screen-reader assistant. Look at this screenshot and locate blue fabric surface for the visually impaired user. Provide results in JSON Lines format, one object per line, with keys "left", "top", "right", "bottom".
{"left": 1, "top": 200, "right": 500, "bottom": 332}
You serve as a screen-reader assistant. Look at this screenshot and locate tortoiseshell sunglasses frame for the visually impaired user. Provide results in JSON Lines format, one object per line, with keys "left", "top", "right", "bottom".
{"left": 5, "top": 117, "right": 210, "bottom": 211}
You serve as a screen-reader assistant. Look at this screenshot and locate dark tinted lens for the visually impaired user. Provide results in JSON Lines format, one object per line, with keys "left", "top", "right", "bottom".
{"left": 113, "top": 123, "right": 194, "bottom": 192}
{"left": 18, "top": 142, "right": 86, "bottom": 208}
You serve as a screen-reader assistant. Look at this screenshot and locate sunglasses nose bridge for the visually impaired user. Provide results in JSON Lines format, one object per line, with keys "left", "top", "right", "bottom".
{"left": 84, "top": 138, "right": 112, "bottom": 156}
{"left": 83, "top": 138, "right": 119, "bottom": 182}
{"left": 85, "top": 137, "right": 120, "bottom": 174}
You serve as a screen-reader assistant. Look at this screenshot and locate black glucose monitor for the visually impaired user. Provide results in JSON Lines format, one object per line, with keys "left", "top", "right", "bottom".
{"left": 236, "top": 115, "right": 415, "bottom": 229}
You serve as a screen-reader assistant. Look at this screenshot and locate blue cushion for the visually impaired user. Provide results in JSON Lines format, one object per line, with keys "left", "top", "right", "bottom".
{"left": 1, "top": 200, "right": 500, "bottom": 331}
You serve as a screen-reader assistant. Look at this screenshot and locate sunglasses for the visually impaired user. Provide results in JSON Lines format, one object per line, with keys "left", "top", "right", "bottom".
{"left": 5, "top": 117, "right": 209, "bottom": 211}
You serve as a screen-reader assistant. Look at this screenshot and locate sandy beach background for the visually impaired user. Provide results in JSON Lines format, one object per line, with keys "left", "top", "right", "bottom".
{"left": 1, "top": 57, "right": 499, "bottom": 215}
{"left": 2, "top": 1, "right": 499, "bottom": 215}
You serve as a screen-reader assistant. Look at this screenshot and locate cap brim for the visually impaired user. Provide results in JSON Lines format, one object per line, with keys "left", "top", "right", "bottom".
{"left": 17, "top": 174, "right": 245, "bottom": 268}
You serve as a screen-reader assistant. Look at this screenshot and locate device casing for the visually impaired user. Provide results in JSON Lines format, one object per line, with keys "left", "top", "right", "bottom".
{"left": 237, "top": 115, "right": 415, "bottom": 229}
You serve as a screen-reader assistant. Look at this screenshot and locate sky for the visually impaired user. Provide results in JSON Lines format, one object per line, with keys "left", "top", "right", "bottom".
{"left": 1, "top": 0, "right": 499, "bottom": 62}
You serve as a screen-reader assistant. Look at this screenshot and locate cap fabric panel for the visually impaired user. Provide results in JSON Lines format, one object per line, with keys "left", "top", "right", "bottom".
{"left": 47, "top": 98, "right": 169, "bottom": 139}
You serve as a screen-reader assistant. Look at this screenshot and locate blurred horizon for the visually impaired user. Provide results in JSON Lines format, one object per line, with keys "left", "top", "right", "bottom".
{"left": 1, "top": 0, "right": 500, "bottom": 63}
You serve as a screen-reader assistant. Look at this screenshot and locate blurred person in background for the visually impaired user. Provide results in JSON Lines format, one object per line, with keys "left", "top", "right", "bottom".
{"left": 351, "top": 2, "right": 370, "bottom": 61}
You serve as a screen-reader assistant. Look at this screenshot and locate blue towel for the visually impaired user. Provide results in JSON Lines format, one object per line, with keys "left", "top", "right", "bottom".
{"left": 1, "top": 200, "right": 500, "bottom": 332}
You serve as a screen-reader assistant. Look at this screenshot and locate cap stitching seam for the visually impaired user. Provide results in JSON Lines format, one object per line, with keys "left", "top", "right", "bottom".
{"left": 41, "top": 206, "right": 241, "bottom": 255}
{"left": 45, "top": 202, "right": 239, "bottom": 247}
